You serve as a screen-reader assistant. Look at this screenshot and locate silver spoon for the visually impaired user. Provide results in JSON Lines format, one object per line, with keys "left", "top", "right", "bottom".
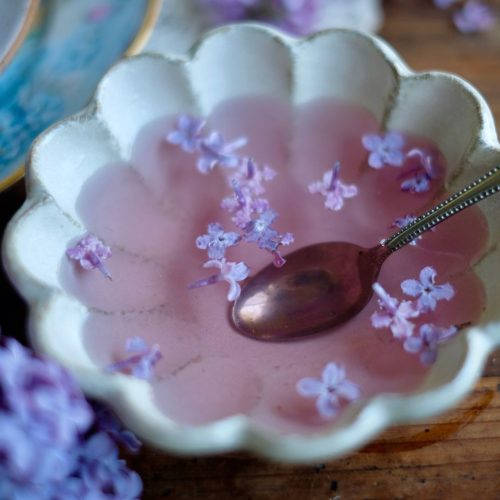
{"left": 232, "top": 165, "right": 500, "bottom": 341}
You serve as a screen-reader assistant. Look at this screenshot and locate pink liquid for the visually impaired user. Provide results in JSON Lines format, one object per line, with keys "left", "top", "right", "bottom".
{"left": 59, "top": 96, "right": 489, "bottom": 434}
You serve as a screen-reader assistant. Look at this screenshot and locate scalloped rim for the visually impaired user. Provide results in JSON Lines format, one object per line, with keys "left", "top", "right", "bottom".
{"left": 3, "top": 24, "right": 500, "bottom": 463}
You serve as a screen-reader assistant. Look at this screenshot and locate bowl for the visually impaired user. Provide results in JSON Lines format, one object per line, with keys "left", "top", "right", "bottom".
{"left": 3, "top": 25, "right": 500, "bottom": 463}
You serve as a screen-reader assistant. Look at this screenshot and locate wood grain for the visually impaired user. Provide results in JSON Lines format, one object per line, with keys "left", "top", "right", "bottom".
{"left": 1, "top": 2, "right": 500, "bottom": 498}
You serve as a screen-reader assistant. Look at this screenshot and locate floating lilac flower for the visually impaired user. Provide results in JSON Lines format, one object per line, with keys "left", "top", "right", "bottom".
{"left": 391, "top": 214, "right": 421, "bottom": 246}
{"left": 243, "top": 209, "right": 294, "bottom": 267}
{"left": 66, "top": 233, "right": 112, "bottom": 280}
{"left": 230, "top": 157, "right": 276, "bottom": 196}
{"left": 403, "top": 324, "right": 458, "bottom": 365}
{"left": 106, "top": 337, "right": 162, "bottom": 380}
{"left": 362, "top": 131, "right": 405, "bottom": 169}
{"left": 407, "top": 148, "right": 444, "bottom": 180}
{"left": 400, "top": 172, "right": 432, "bottom": 193}
{"left": 197, "top": 131, "right": 247, "bottom": 173}
{"left": 399, "top": 148, "right": 444, "bottom": 193}
{"left": 371, "top": 283, "right": 419, "bottom": 339}
{"left": 453, "top": 1, "right": 495, "bottom": 34}
{"left": 196, "top": 222, "right": 241, "bottom": 259}
{"left": 166, "top": 114, "right": 206, "bottom": 153}
{"left": 221, "top": 179, "right": 269, "bottom": 228}
{"left": 308, "top": 161, "right": 358, "bottom": 211}
{"left": 401, "top": 266, "right": 455, "bottom": 312}
{"left": 69, "top": 432, "right": 143, "bottom": 499}
{"left": 189, "top": 258, "right": 250, "bottom": 301}
{"left": 296, "top": 362, "right": 361, "bottom": 419}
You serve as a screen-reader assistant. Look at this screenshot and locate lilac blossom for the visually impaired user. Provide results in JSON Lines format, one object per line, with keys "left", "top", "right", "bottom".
{"left": 230, "top": 157, "right": 276, "bottom": 196}
{"left": 403, "top": 324, "right": 458, "bottom": 365}
{"left": 401, "top": 266, "right": 455, "bottom": 312}
{"left": 0, "top": 336, "right": 141, "bottom": 498}
{"left": 453, "top": 1, "right": 496, "bottom": 34}
{"left": 67, "top": 432, "right": 143, "bottom": 499}
{"left": 189, "top": 258, "right": 250, "bottom": 301}
{"left": 66, "top": 233, "right": 112, "bottom": 280}
{"left": 296, "top": 362, "right": 361, "bottom": 419}
{"left": 196, "top": 222, "right": 241, "bottom": 259}
{"left": 93, "top": 404, "right": 142, "bottom": 454}
{"left": 221, "top": 179, "right": 269, "bottom": 228}
{"left": 198, "top": 0, "right": 322, "bottom": 36}
{"left": 106, "top": 337, "right": 162, "bottom": 380}
{"left": 308, "top": 161, "right": 358, "bottom": 211}
{"left": 243, "top": 209, "right": 294, "bottom": 267}
{"left": 399, "top": 148, "right": 444, "bottom": 194}
{"left": 166, "top": 114, "right": 206, "bottom": 153}
{"left": 362, "top": 131, "right": 405, "bottom": 169}
{"left": 197, "top": 131, "right": 247, "bottom": 174}
{"left": 0, "top": 337, "right": 93, "bottom": 451}
{"left": 371, "top": 283, "right": 420, "bottom": 339}
{"left": 434, "top": 0, "right": 457, "bottom": 7}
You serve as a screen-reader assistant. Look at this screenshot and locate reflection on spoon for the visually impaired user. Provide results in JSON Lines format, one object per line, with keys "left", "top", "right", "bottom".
{"left": 232, "top": 165, "right": 500, "bottom": 341}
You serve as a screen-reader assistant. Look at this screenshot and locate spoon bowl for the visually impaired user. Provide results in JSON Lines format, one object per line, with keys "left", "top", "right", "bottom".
{"left": 233, "top": 242, "right": 388, "bottom": 340}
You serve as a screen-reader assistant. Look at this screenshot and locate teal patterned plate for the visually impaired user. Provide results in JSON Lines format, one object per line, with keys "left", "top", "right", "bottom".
{"left": 0, "top": 0, "right": 160, "bottom": 192}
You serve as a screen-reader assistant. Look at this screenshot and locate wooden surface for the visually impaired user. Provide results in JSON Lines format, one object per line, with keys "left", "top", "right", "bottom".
{"left": 2, "top": 1, "right": 500, "bottom": 498}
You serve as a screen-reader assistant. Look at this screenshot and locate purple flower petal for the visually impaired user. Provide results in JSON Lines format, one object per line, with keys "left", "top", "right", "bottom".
{"left": 309, "top": 161, "right": 358, "bottom": 211}
{"left": 66, "top": 234, "right": 112, "bottom": 280}
{"left": 166, "top": 114, "right": 206, "bottom": 153}
{"left": 197, "top": 131, "right": 247, "bottom": 173}
{"left": 401, "top": 266, "right": 455, "bottom": 312}
{"left": 362, "top": 132, "right": 405, "bottom": 168}
{"left": 371, "top": 283, "right": 419, "bottom": 339}
{"left": 297, "top": 362, "right": 360, "bottom": 419}
{"left": 190, "top": 259, "right": 250, "bottom": 301}
{"left": 296, "top": 377, "right": 324, "bottom": 397}
{"left": 453, "top": 1, "right": 496, "bottom": 34}
{"left": 106, "top": 338, "right": 162, "bottom": 380}
{"left": 196, "top": 222, "right": 241, "bottom": 259}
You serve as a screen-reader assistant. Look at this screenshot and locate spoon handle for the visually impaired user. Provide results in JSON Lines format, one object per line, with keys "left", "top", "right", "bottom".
{"left": 383, "top": 164, "right": 500, "bottom": 252}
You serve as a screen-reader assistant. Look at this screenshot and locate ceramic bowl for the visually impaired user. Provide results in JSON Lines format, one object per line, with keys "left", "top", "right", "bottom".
{"left": 3, "top": 25, "right": 500, "bottom": 463}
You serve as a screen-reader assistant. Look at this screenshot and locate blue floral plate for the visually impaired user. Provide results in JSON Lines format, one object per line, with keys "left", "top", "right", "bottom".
{"left": 0, "top": 0, "right": 161, "bottom": 192}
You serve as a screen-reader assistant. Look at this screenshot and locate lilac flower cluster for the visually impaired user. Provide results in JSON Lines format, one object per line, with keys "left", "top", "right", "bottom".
{"left": 371, "top": 266, "right": 457, "bottom": 365}
{"left": 434, "top": 0, "right": 496, "bottom": 34}
{"left": 308, "top": 161, "right": 358, "bottom": 211}
{"left": 296, "top": 362, "right": 360, "bottom": 419}
{"left": 0, "top": 336, "right": 142, "bottom": 499}
{"left": 197, "top": 0, "right": 323, "bottom": 36}
{"left": 106, "top": 337, "right": 162, "bottom": 380}
{"left": 362, "top": 132, "right": 445, "bottom": 193}
{"left": 167, "top": 115, "right": 294, "bottom": 300}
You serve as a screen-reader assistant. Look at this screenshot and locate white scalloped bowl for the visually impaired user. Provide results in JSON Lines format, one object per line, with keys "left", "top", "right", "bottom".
{"left": 3, "top": 25, "right": 500, "bottom": 463}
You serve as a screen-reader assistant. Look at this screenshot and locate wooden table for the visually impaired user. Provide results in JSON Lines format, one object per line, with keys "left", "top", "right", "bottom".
{"left": 2, "top": 1, "right": 500, "bottom": 498}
